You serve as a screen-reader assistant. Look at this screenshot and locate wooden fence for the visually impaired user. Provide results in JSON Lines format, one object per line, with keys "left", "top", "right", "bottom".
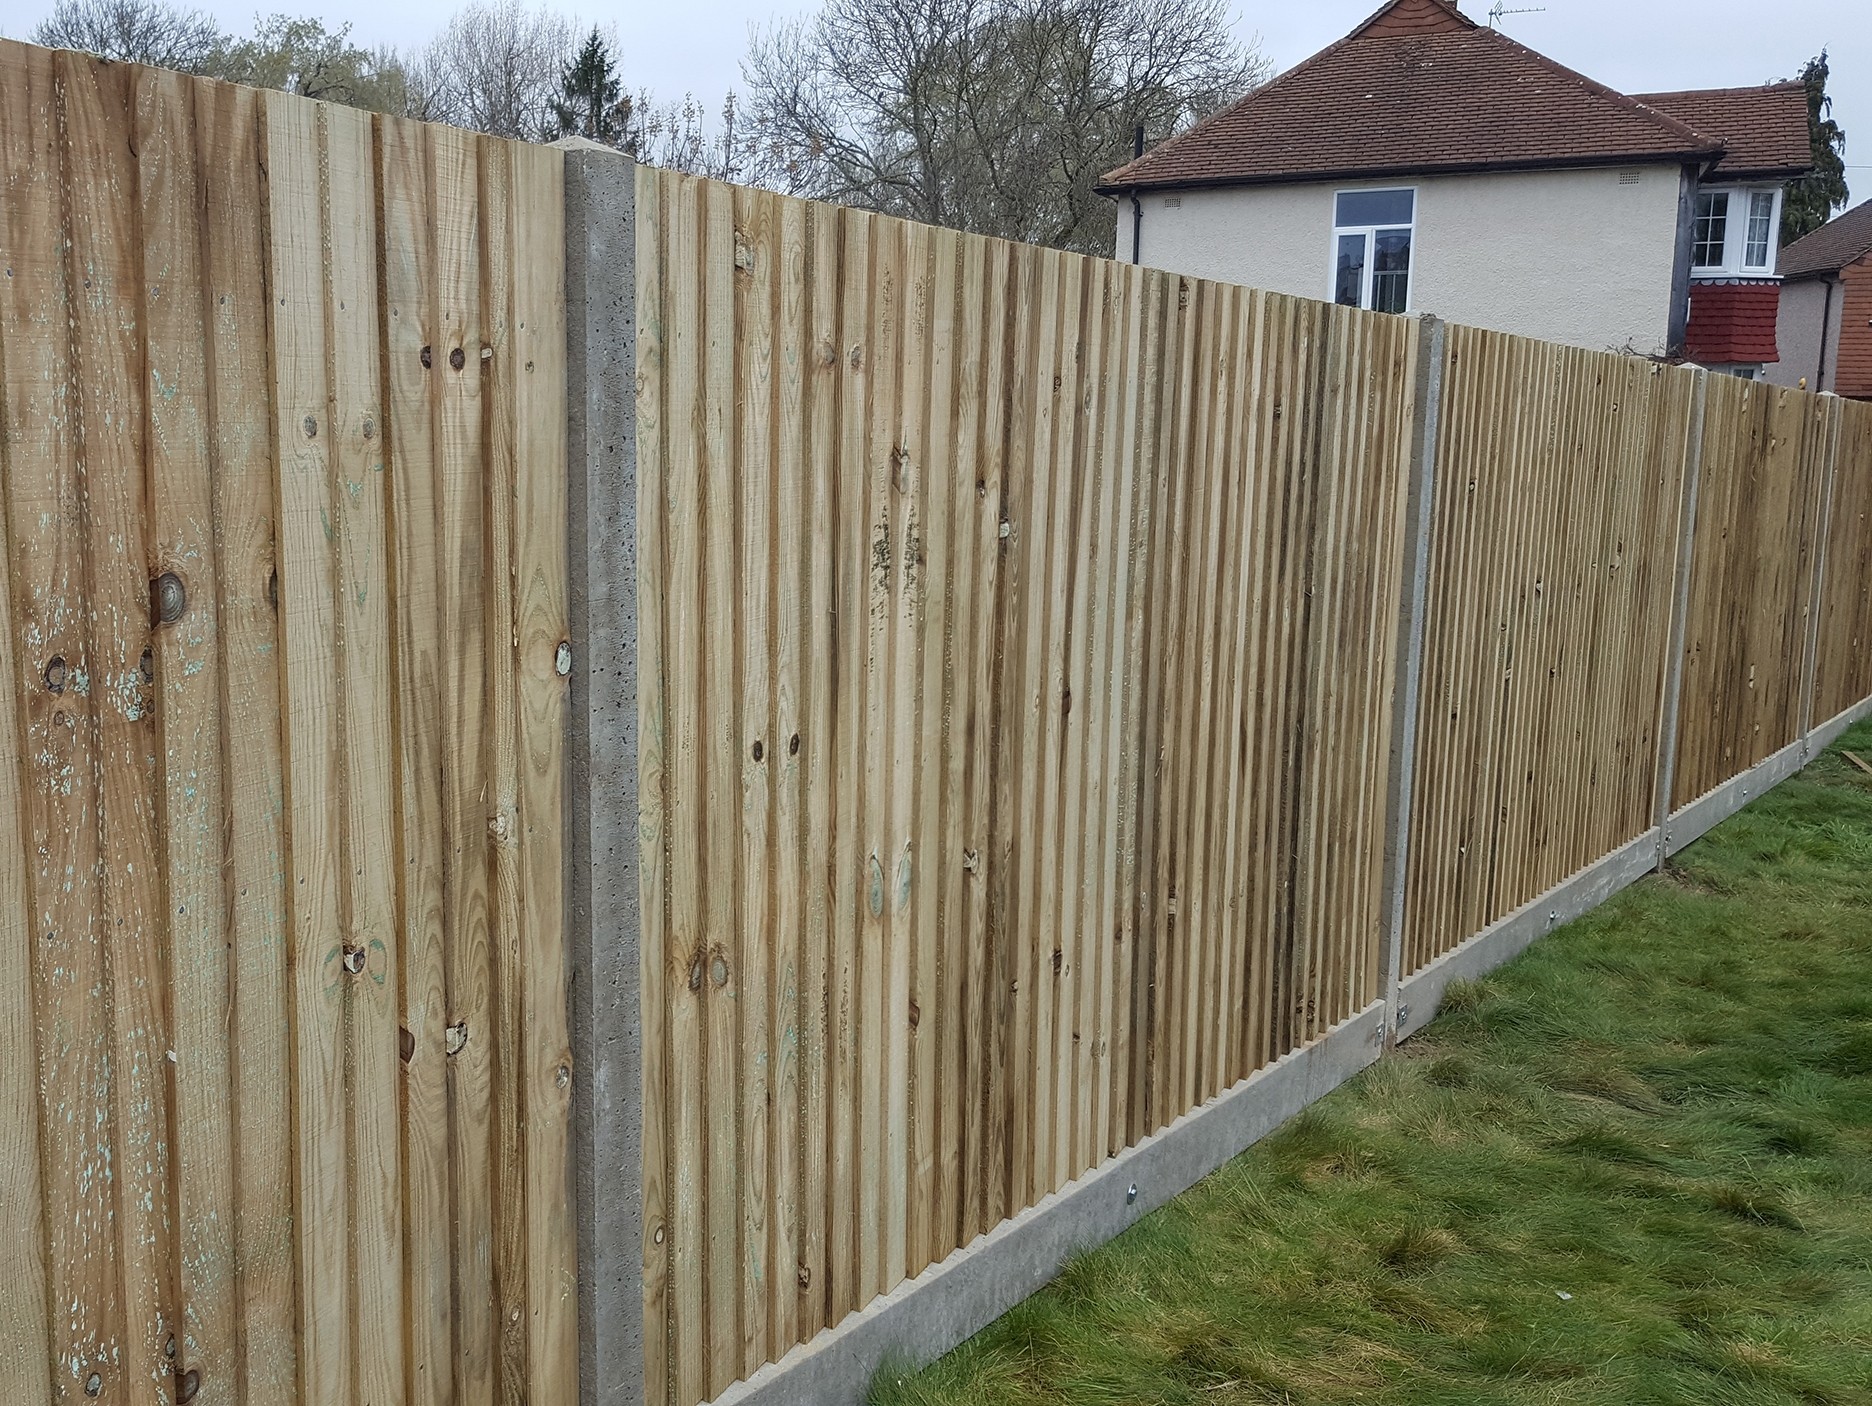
{"left": 634, "top": 168, "right": 1872, "bottom": 1404}
{"left": 633, "top": 169, "right": 1428, "bottom": 1404}
{"left": 6, "top": 41, "right": 1872, "bottom": 1406}
{"left": 0, "top": 41, "right": 574, "bottom": 1405}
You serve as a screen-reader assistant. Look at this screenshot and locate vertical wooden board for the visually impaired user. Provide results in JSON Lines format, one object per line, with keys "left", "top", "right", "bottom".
{"left": 797, "top": 192, "right": 839, "bottom": 1343}
{"left": 856, "top": 214, "right": 905, "bottom": 1299}
{"left": 1117, "top": 273, "right": 1169, "bottom": 1136}
{"left": 430, "top": 124, "right": 497, "bottom": 1406}
{"left": 1033, "top": 251, "right": 1086, "bottom": 1192}
{"left": 1140, "top": 273, "right": 1197, "bottom": 1129}
{"left": 377, "top": 112, "right": 454, "bottom": 1406}
{"left": 985, "top": 237, "right": 1039, "bottom": 1214}
{"left": 699, "top": 175, "right": 743, "bottom": 1396}
{"left": 508, "top": 139, "right": 574, "bottom": 1404}
{"left": 767, "top": 185, "right": 807, "bottom": 1355}
{"left": 0, "top": 40, "right": 58, "bottom": 1403}
{"left": 631, "top": 161, "right": 672, "bottom": 1406}
{"left": 732, "top": 181, "right": 775, "bottom": 1375}
{"left": 1817, "top": 406, "right": 1872, "bottom": 719}
{"left": 132, "top": 62, "right": 238, "bottom": 1403}
{"left": 1074, "top": 262, "right": 1125, "bottom": 1172}
{"left": 827, "top": 201, "right": 870, "bottom": 1332}
{"left": 477, "top": 132, "right": 531, "bottom": 1406}
{"left": 1010, "top": 249, "right": 1064, "bottom": 1198}
{"left": 908, "top": 223, "right": 958, "bottom": 1276}
{"left": 315, "top": 100, "right": 406, "bottom": 1406}
{"left": 957, "top": 237, "right": 1010, "bottom": 1241}
{"left": 1184, "top": 283, "right": 1237, "bottom": 1094}
{"left": 58, "top": 51, "right": 176, "bottom": 1405}
{"left": 263, "top": 87, "right": 353, "bottom": 1406}
{"left": 1236, "top": 291, "right": 1277, "bottom": 1063}
{"left": 938, "top": 229, "right": 989, "bottom": 1252}
{"left": 194, "top": 74, "right": 298, "bottom": 1406}
{"left": 1058, "top": 258, "right": 1108, "bottom": 1173}
{"left": 881, "top": 218, "right": 922, "bottom": 1291}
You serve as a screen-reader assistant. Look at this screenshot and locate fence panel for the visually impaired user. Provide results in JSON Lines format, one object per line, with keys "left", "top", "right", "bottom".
{"left": 635, "top": 166, "right": 1420, "bottom": 1404}
{"left": 1403, "top": 328, "right": 1693, "bottom": 974}
{"left": 1670, "top": 380, "right": 1830, "bottom": 809}
{"left": 0, "top": 41, "right": 573, "bottom": 1405}
{"left": 1814, "top": 398, "right": 1872, "bottom": 728}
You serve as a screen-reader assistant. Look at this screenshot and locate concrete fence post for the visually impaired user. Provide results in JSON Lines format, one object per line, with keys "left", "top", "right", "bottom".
{"left": 1653, "top": 368, "right": 1710, "bottom": 855}
{"left": 560, "top": 140, "right": 645, "bottom": 1406}
{"left": 1378, "top": 313, "right": 1445, "bottom": 1045}
{"left": 1798, "top": 394, "right": 1844, "bottom": 751}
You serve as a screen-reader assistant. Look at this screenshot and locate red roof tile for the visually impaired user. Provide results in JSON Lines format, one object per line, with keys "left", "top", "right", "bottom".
{"left": 1684, "top": 282, "right": 1782, "bottom": 365}
{"left": 1780, "top": 200, "right": 1872, "bottom": 280}
{"left": 1099, "top": 0, "right": 1803, "bottom": 193}
{"left": 1632, "top": 84, "right": 1813, "bottom": 180}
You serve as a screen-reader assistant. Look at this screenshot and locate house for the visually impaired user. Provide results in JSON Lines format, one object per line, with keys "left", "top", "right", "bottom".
{"left": 1768, "top": 200, "right": 1872, "bottom": 398}
{"left": 1097, "top": 0, "right": 1813, "bottom": 374}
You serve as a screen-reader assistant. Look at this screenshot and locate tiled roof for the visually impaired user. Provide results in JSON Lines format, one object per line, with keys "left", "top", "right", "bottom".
{"left": 1632, "top": 84, "right": 1813, "bottom": 180}
{"left": 1099, "top": 0, "right": 1806, "bottom": 193}
{"left": 1778, "top": 200, "right": 1872, "bottom": 280}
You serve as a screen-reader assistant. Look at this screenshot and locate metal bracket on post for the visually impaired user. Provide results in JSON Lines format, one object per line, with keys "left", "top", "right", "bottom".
{"left": 1798, "top": 394, "right": 1843, "bottom": 749}
{"left": 1378, "top": 314, "right": 1445, "bottom": 1047}
{"left": 1653, "top": 368, "right": 1709, "bottom": 862}
{"left": 560, "top": 139, "right": 645, "bottom": 1406}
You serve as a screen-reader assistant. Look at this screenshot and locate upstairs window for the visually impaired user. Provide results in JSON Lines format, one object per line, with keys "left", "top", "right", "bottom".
{"left": 1745, "top": 191, "right": 1776, "bottom": 268}
{"left": 1693, "top": 191, "right": 1729, "bottom": 268}
{"left": 1694, "top": 186, "right": 1781, "bottom": 275}
{"left": 1332, "top": 188, "right": 1414, "bottom": 314}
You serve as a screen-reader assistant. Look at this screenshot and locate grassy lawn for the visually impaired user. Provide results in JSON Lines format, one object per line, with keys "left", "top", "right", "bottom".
{"left": 880, "top": 721, "right": 1872, "bottom": 1406}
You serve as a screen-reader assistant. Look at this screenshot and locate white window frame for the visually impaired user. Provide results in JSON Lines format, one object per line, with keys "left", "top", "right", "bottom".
{"left": 1692, "top": 185, "right": 1784, "bottom": 277}
{"left": 1329, "top": 186, "right": 1417, "bottom": 313}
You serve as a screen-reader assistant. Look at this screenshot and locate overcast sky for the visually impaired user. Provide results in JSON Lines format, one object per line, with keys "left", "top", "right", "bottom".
{"left": 5, "top": 0, "right": 1869, "bottom": 205}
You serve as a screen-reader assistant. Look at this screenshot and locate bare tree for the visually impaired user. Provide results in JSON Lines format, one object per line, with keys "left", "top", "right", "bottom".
{"left": 410, "top": 0, "right": 576, "bottom": 140}
{"left": 741, "top": 0, "right": 1264, "bottom": 252}
{"left": 32, "top": 0, "right": 225, "bottom": 72}
{"left": 618, "top": 89, "right": 759, "bottom": 182}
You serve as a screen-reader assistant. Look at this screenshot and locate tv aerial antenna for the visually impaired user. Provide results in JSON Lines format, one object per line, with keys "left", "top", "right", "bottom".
{"left": 1488, "top": 1, "right": 1548, "bottom": 25}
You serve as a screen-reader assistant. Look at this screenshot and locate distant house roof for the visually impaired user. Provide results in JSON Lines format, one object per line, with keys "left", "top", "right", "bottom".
{"left": 1632, "top": 84, "right": 1814, "bottom": 181}
{"left": 1098, "top": 0, "right": 1810, "bottom": 194}
{"left": 1779, "top": 201, "right": 1872, "bottom": 280}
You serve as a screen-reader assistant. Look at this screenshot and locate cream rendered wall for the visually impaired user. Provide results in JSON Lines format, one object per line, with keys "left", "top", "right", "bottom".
{"left": 1126, "top": 165, "right": 1685, "bottom": 356}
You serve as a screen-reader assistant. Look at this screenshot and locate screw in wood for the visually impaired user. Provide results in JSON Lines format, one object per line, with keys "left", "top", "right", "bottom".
{"left": 342, "top": 947, "right": 367, "bottom": 975}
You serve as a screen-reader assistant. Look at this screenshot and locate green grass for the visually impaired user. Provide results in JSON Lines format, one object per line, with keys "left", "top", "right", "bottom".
{"left": 878, "top": 721, "right": 1872, "bottom": 1406}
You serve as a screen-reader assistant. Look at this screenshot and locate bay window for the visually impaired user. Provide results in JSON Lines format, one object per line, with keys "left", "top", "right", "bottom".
{"left": 1692, "top": 186, "right": 1782, "bottom": 276}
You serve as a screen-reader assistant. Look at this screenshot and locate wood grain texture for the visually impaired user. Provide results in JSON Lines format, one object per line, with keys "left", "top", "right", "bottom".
{"left": 1404, "top": 330, "right": 1692, "bottom": 974}
{"left": 0, "top": 38, "right": 573, "bottom": 1404}
{"left": 1813, "top": 399, "right": 1872, "bottom": 727}
{"left": 638, "top": 179, "right": 1870, "bottom": 1402}
{"left": 1671, "top": 380, "right": 1826, "bottom": 811}
{"left": 636, "top": 171, "right": 1424, "bottom": 1404}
